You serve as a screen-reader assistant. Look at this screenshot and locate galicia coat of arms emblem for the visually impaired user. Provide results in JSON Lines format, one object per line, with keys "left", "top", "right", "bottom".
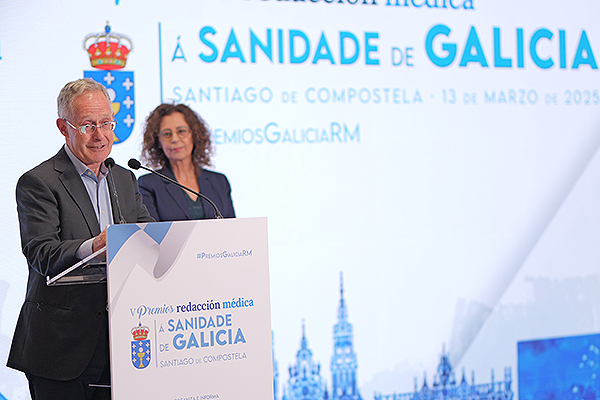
{"left": 83, "top": 22, "right": 135, "bottom": 144}
{"left": 131, "top": 322, "right": 151, "bottom": 370}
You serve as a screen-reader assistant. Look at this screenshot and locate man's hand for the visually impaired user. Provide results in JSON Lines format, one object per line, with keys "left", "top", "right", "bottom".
{"left": 92, "top": 228, "right": 108, "bottom": 254}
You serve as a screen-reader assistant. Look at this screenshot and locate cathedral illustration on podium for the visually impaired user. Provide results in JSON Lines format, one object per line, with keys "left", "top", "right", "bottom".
{"left": 272, "top": 272, "right": 513, "bottom": 400}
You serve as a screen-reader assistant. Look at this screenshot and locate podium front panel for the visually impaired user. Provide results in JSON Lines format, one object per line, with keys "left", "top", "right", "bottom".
{"left": 106, "top": 217, "right": 273, "bottom": 399}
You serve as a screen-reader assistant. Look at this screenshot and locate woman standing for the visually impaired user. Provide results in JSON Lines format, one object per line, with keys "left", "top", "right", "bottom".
{"left": 138, "top": 104, "right": 235, "bottom": 221}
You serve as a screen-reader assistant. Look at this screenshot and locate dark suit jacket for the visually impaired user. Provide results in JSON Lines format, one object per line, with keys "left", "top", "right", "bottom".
{"left": 137, "top": 165, "right": 235, "bottom": 221}
{"left": 7, "top": 147, "right": 154, "bottom": 380}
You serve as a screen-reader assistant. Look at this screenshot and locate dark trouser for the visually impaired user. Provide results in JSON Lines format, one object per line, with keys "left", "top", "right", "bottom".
{"left": 26, "top": 329, "right": 111, "bottom": 400}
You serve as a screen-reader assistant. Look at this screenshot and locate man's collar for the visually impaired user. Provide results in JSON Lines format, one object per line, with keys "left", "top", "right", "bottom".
{"left": 63, "top": 144, "right": 108, "bottom": 178}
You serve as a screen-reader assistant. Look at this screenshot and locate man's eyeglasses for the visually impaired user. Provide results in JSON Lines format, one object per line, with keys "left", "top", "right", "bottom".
{"left": 63, "top": 119, "right": 117, "bottom": 135}
{"left": 157, "top": 127, "right": 191, "bottom": 140}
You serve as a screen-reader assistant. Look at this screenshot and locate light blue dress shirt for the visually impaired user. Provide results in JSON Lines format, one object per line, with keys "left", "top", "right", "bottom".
{"left": 64, "top": 144, "right": 114, "bottom": 260}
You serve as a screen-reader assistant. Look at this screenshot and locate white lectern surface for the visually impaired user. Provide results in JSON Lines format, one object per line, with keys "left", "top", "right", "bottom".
{"left": 106, "top": 218, "right": 273, "bottom": 399}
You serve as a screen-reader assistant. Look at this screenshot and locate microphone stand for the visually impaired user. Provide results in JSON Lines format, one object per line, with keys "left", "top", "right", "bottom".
{"left": 104, "top": 158, "right": 126, "bottom": 224}
{"left": 128, "top": 159, "right": 223, "bottom": 219}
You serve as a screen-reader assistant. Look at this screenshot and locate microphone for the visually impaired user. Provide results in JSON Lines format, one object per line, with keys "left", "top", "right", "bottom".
{"left": 104, "top": 158, "right": 126, "bottom": 224}
{"left": 128, "top": 158, "right": 223, "bottom": 219}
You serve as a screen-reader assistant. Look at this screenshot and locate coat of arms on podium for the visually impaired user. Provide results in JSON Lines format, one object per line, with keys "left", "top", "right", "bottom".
{"left": 83, "top": 22, "right": 135, "bottom": 144}
{"left": 131, "top": 323, "right": 151, "bottom": 370}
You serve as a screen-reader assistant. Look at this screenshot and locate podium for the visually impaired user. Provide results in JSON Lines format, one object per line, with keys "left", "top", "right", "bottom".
{"left": 102, "top": 217, "right": 273, "bottom": 399}
{"left": 46, "top": 247, "right": 108, "bottom": 286}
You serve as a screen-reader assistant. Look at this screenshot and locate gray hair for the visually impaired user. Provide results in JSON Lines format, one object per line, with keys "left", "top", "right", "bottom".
{"left": 57, "top": 78, "right": 111, "bottom": 119}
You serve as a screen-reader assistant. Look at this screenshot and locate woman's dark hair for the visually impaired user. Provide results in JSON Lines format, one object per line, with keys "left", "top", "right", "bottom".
{"left": 141, "top": 103, "right": 213, "bottom": 170}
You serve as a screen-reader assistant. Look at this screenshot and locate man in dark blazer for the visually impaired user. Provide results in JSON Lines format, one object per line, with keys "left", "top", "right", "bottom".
{"left": 7, "top": 79, "right": 154, "bottom": 400}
